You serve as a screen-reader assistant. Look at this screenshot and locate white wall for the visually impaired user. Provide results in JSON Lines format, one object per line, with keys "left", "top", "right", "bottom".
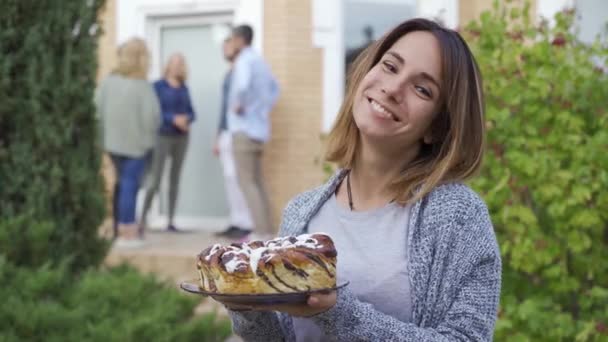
{"left": 536, "top": 0, "right": 575, "bottom": 22}
{"left": 233, "top": 0, "right": 264, "bottom": 51}
{"left": 416, "top": 0, "right": 459, "bottom": 29}
{"left": 314, "top": 0, "right": 460, "bottom": 133}
{"left": 312, "top": 0, "right": 345, "bottom": 133}
{"left": 537, "top": 0, "right": 607, "bottom": 45}
{"left": 575, "top": 0, "right": 608, "bottom": 44}
{"left": 116, "top": 0, "right": 263, "bottom": 51}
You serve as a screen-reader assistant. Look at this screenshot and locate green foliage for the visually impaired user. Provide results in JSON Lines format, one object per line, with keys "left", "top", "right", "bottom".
{"left": 466, "top": 1, "right": 608, "bottom": 340}
{"left": 0, "top": 2, "right": 235, "bottom": 340}
{"left": 0, "top": 1, "right": 109, "bottom": 270}
{"left": 0, "top": 258, "right": 232, "bottom": 342}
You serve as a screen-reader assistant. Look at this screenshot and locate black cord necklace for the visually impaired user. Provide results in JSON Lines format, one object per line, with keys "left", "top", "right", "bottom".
{"left": 346, "top": 170, "right": 397, "bottom": 211}
{"left": 346, "top": 171, "right": 354, "bottom": 211}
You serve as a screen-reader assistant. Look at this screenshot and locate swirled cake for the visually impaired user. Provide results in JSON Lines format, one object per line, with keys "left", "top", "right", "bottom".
{"left": 196, "top": 234, "right": 337, "bottom": 294}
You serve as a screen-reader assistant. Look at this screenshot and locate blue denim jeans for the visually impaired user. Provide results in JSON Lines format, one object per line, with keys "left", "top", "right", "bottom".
{"left": 110, "top": 154, "right": 147, "bottom": 226}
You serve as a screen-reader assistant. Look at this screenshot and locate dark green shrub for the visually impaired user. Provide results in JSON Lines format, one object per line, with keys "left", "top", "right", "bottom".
{"left": 0, "top": 258, "right": 232, "bottom": 342}
{"left": 466, "top": 1, "right": 608, "bottom": 341}
{"left": 0, "top": 0, "right": 108, "bottom": 271}
{"left": 0, "top": 2, "right": 234, "bottom": 340}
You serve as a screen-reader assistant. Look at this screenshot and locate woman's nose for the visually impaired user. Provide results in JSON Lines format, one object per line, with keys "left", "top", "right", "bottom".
{"left": 380, "top": 79, "right": 405, "bottom": 104}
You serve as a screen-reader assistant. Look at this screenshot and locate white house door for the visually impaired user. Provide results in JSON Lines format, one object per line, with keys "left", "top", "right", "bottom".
{"left": 148, "top": 15, "right": 233, "bottom": 230}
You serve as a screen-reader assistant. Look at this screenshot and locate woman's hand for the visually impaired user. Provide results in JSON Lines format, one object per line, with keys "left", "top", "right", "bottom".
{"left": 223, "top": 290, "right": 337, "bottom": 317}
{"left": 173, "top": 114, "right": 189, "bottom": 131}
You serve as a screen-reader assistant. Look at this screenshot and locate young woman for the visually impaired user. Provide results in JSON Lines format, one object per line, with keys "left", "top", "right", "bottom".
{"left": 225, "top": 18, "right": 501, "bottom": 341}
{"left": 141, "top": 53, "right": 196, "bottom": 233}
{"left": 95, "top": 38, "right": 160, "bottom": 245}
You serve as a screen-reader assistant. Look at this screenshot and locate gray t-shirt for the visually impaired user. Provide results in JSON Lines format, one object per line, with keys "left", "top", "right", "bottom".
{"left": 293, "top": 194, "right": 412, "bottom": 341}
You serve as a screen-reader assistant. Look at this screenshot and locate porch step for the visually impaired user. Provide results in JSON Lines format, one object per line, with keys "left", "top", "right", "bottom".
{"left": 104, "top": 230, "right": 213, "bottom": 281}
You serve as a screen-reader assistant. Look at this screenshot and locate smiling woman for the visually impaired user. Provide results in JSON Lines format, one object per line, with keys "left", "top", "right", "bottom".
{"left": 328, "top": 19, "right": 486, "bottom": 206}
{"left": 227, "top": 18, "right": 500, "bottom": 342}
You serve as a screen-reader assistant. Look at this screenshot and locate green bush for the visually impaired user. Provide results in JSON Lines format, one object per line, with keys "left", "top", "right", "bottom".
{"left": 0, "top": 5, "right": 232, "bottom": 340}
{"left": 466, "top": 1, "right": 608, "bottom": 341}
{"left": 0, "top": 258, "right": 232, "bottom": 342}
{"left": 0, "top": 0, "right": 108, "bottom": 271}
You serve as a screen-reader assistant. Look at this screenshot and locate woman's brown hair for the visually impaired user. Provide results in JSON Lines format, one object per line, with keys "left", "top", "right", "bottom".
{"left": 325, "top": 18, "right": 485, "bottom": 204}
{"left": 114, "top": 37, "right": 150, "bottom": 80}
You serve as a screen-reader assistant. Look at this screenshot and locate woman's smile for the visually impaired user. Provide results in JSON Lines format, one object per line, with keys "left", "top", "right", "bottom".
{"left": 367, "top": 96, "right": 401, "bottom": 122}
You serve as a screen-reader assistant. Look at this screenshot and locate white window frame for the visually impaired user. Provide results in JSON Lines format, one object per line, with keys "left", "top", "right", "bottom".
{"left": 115, "top": 0, "right": 264, "bottom": 77}
{"left": 146, "top": 14, "right": 234, "bottom": 80}
{"left": 312, "top": 0, "right": 459, "bottom": 133}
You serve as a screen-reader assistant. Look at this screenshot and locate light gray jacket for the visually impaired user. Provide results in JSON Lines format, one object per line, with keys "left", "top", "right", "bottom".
{"left": 95, "top": 74, "right": 160, "bottom": 157}
{"left": 230, "top": 169, "right": 501, "bottom": 341}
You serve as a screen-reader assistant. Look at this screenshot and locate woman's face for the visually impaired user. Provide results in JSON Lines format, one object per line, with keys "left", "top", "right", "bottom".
{"left": 353, "top": 31, "right": 442, "bottom": 149}
{"left": 167, "top": 54, "right": 186, "bottom": 80}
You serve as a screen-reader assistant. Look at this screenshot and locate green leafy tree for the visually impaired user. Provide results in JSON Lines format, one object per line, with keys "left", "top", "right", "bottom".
{"left": 0, "top": 1, "right": 108, "bottom": 271}
{"left": 465, "top": 1, "right": 608, "bottom": 340}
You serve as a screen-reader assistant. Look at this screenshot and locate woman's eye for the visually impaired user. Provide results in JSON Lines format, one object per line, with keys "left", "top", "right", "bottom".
{"left": 382, "top": 61, "right": 397, "bottom": 73}
{"left": 415, "top": 86, "right": 432, "bottom": 98}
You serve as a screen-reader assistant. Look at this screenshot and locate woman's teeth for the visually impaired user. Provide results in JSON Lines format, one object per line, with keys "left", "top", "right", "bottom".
{"left": 370, "top": 99, "right": 398, "bottom": 121}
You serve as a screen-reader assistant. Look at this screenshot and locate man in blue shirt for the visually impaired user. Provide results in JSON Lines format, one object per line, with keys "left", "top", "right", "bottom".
{"left": 228, "top": 25, "right": 279, "bottom": 240}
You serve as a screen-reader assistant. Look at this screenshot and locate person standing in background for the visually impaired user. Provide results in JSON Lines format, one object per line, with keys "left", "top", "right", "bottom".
{"left": 95, "top": 37, "right": 160, "bottom": 246}
{"left": 228, "top": 25, "right": 280, "bottom": 241}
{"left": 214, "top": 37, "right": 254, "bottom": 240}
{"left": 141, "top": 53, "right": 195, "bottom": 234}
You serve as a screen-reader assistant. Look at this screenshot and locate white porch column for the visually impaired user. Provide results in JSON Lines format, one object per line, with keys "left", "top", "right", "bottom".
{"left": 234, "top": 0, "right": 264, "bottom": 53}
{"left": 312, "top": 0, "right": 345, "bottom": 133}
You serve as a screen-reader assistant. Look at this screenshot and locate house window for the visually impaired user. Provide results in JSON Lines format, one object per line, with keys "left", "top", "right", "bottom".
{"left": 343, "top": 0, "right": 417, "bottom": 76}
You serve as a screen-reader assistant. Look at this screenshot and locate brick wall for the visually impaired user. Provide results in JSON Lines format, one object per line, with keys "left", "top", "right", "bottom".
{"left": 97, "top": 0, "right": 117, "bottom": 82}
{"left": 459, "top": 0, "right": 537, "bottom": 27}
{"left": 97, "top": 0, "right": 117, "bottom": 229}
{"left": 263, "top": 0, "right": 325, "bottom": 228}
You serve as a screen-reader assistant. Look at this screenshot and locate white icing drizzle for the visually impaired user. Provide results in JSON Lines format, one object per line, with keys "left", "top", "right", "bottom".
{"left": 204, "top": 244, "right": 222, "bottom": 261}
{"left": 224, "top": 257, "right": 248, "bottom": 273}
{"left": 202, "top": 234, "right": 332, "bottom": 274}
{"left": 249, "top": 247, "right": 267, "bottom": 274}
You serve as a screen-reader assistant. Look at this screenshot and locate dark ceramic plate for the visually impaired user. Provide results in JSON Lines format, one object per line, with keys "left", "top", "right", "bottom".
{"left": 180, "top": 281, "right": 349, "bottom": 306}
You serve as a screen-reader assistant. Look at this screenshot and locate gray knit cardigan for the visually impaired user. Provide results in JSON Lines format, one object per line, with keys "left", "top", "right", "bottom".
{"left": 229, "top": 169, "right": 502, "bottom": 341}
